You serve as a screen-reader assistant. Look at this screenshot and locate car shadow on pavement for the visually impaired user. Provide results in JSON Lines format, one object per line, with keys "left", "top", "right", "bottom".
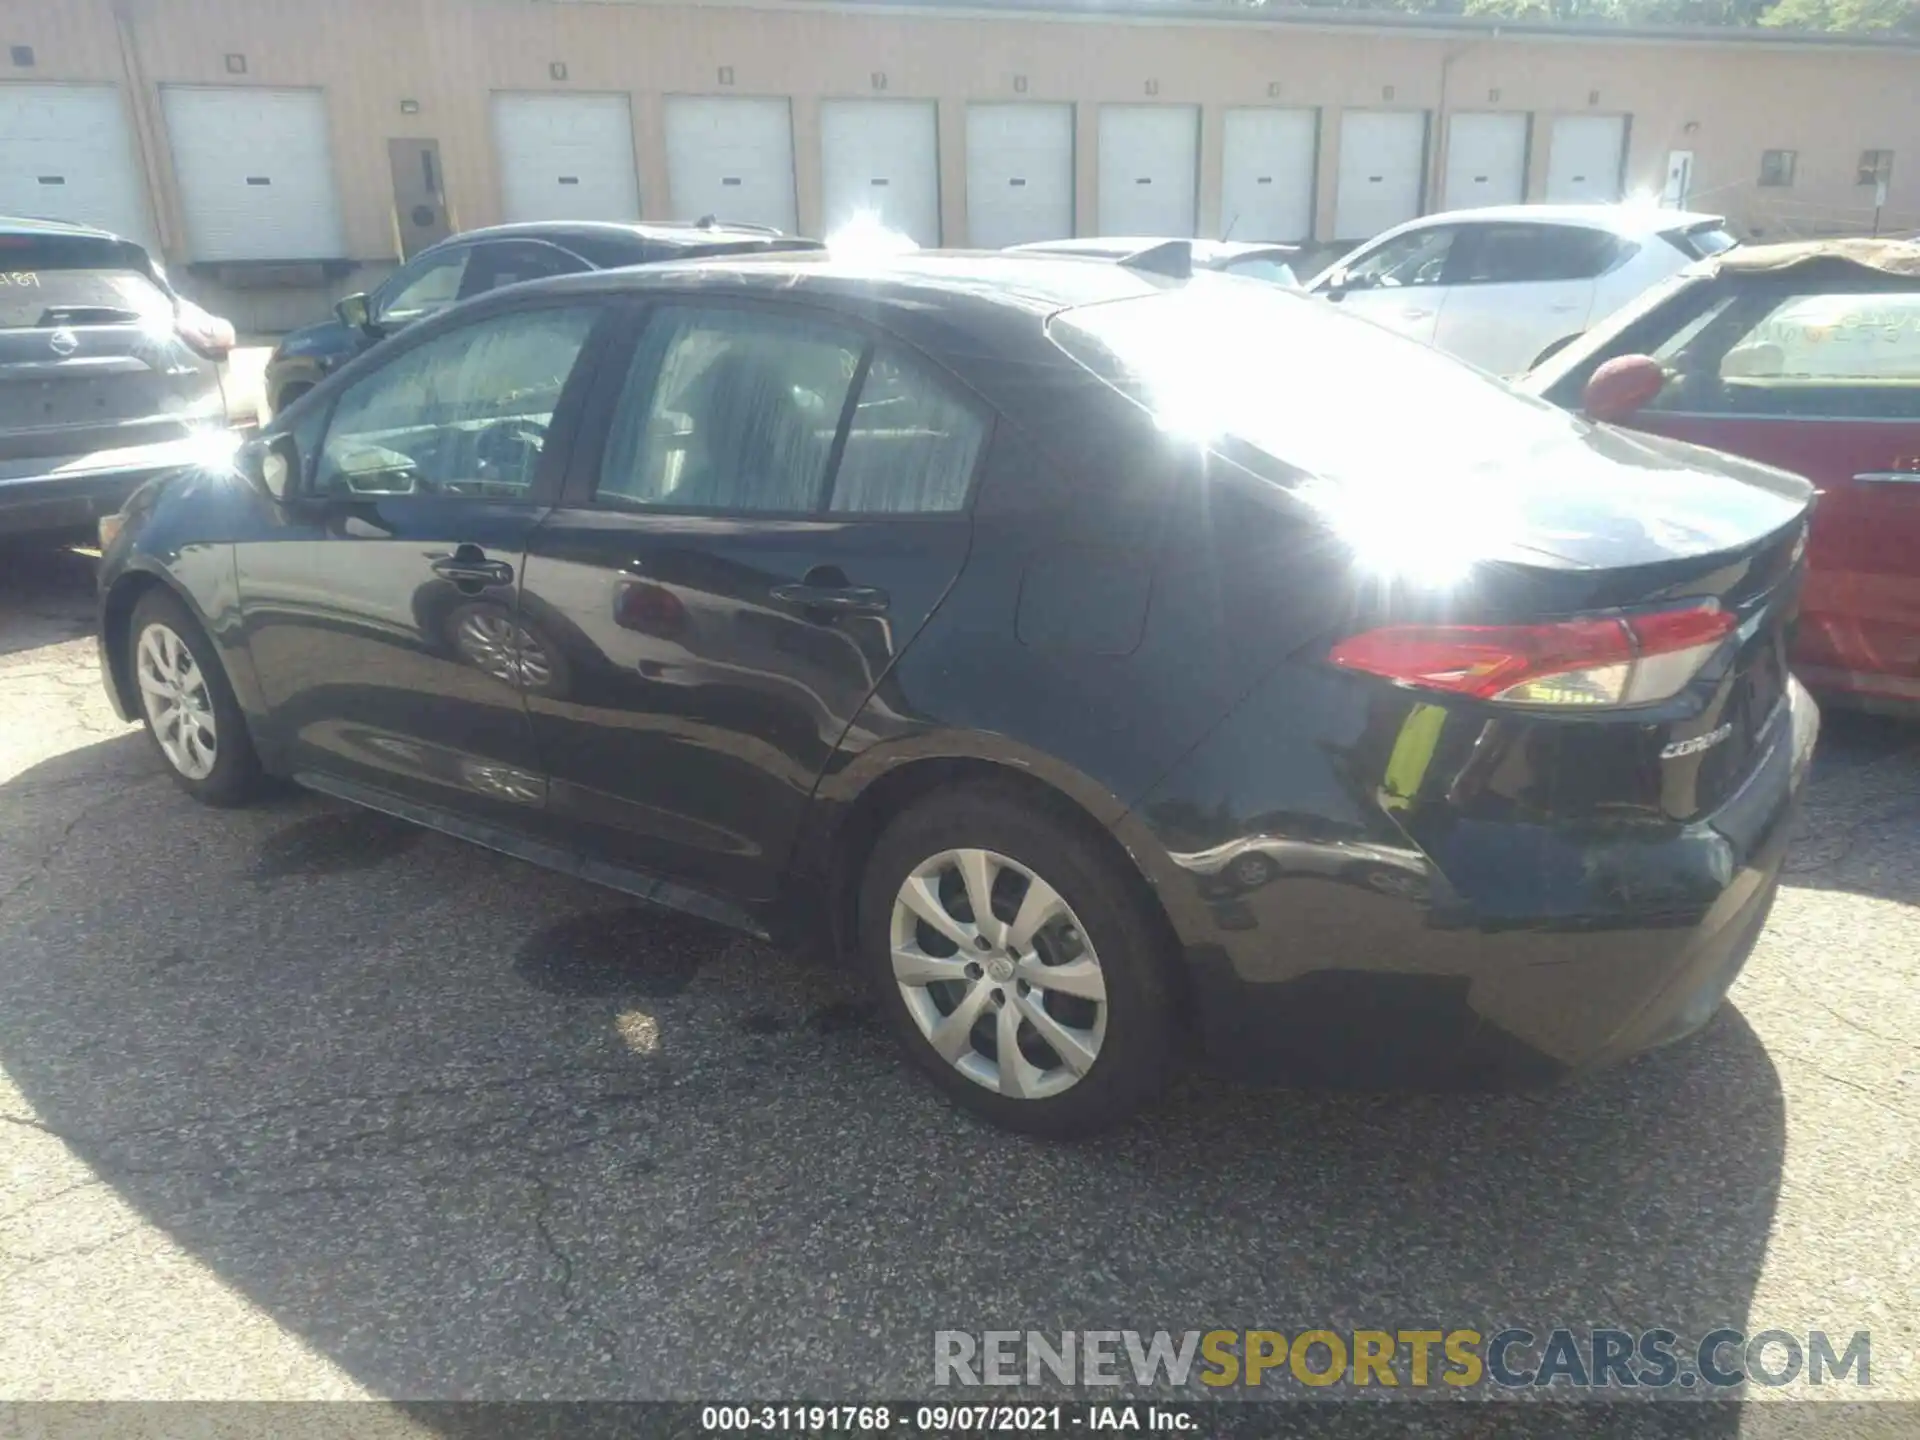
{"left": 0, "top": 542, "right": 98, "bottom": 659}
{"left": 1785, "top": 707, "right": 1920, "bottom": 907}
{"left": 0, "top": 730, "right": 1785, "bottom": 1416}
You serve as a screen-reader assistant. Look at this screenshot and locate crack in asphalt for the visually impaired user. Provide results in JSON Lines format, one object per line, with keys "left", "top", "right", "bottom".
{"left": 0, "top": 784, "right": 157, "bottom": 911}
{"left": 0, "top": 1224, "right": 144, "bottom": 1281}
{"left": 1784, "top": 796, "right": 1920, "bottom": 879}
{"left": 1, "top": 1063, "right": 653, "bottom": 1152}
{"left": 0, "top": 1067, "right": 679, "bottom": 1220}
{"left": 0, "top": 1177, "right": 109, "bottom": 1226}
{"left": 1811, "top": 1000, "right": 1914, "bottom": 1049}
{"left": 527, "top": 1171, "right": 625, "bottom": 1366}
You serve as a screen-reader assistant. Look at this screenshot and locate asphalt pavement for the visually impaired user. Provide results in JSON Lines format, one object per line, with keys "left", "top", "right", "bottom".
{"left": 2, "top": 541, "right": 1916, "bottom": 1417}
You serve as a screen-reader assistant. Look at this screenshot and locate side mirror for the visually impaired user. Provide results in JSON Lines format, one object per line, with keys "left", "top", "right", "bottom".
{"left": 1582, "top": 354, "right": 1667, "bottom": 425}
{"left": 335, "top": 292, "right": 375, "bottom": 334}
{"left": 1322, "top": 268, "right": 1350, "bottom": 301}
{"left": 260, "top": 433, "right": 300, "bottom": 501}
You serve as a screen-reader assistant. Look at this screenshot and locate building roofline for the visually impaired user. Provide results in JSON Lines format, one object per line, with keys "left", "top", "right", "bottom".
{"left": 647, "top": 0, "right": 1920, "bottom": 51}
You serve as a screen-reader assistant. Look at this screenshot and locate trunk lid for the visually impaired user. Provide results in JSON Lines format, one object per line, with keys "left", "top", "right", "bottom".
{"left": 1306, "top": 422, "right": 1811, "bottom": 826}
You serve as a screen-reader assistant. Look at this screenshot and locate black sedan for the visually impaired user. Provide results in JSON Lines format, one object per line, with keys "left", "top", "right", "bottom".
{"left": 98, "top": 252, "right": 1818, "bottom": 1136}
{"left": 261, "top": 219, "right": 821, "bottom": 417}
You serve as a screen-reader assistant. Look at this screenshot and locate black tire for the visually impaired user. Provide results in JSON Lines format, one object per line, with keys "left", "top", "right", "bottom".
{"left": 127, "top": 588, "right": 267, "bottom": 807}
{"left": 857, "top": 784, "right": 1176, "bottom": 1138}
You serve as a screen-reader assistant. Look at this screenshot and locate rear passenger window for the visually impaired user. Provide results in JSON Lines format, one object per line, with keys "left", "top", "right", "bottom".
{"left": 828, "top": 350, "right": 986, "bottom": 515}
{"left": 1456, "top": 224, "right": 1623, "bottom": 284}
{"left": 598, "top": 307, "right": 862, "bottom": 513}
{"left": 465, "top": 240, "right": 589, "bottom": 295}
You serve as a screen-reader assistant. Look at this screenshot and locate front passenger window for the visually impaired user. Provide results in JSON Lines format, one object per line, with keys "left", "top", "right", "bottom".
{"left": 1337, "top": 229, "right": 1456, "bottom": 290}
{"left": 314, "top": 306, "right": 598, "bottom": 499}
{"left": 377, "top": 250, "right": 471, "bottom": 326}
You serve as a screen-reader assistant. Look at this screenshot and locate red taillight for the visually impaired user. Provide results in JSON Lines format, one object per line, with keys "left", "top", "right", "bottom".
{"left": 1329, "top": 604, "right": 1736, "bottom": 708}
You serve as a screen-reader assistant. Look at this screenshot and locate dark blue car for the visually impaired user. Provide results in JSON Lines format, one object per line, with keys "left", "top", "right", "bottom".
{"left": 262, "top": 218, "right": 821, "bottom": 417}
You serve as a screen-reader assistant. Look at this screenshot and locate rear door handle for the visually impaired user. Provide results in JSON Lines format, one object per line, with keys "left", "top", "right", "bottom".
{"left": 769, "top": 582, "right": 890, "bottom": 615}
{"left": 429, "top": 549, "right": 514, "bottom": 587}
{"left": 1853, "top": 471, "right": 1920, "bottom": 485}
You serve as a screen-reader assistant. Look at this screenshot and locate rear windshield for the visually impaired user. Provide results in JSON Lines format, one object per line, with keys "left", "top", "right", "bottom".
{"left": 1665, "top": 224, "right": 1739, "bottom": 260}
{"left": 0, "top": 237, "right": 172, "bottom": 331}
{"left": 1049, "top": 280, "right": 1571, "bottom": 485}
{"left": 1217, "top": 256, "right": 1301, "bottom": 288}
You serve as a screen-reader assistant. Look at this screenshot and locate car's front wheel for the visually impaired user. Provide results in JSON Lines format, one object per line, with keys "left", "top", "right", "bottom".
{"left": 858, "top": 785, "right": 1176, "bottom": 1137}
{"left": 129, "top": 589, "right": 265, "bottom": 806}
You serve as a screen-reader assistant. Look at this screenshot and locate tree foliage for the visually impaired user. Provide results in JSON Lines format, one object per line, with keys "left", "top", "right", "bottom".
{"left": 1259, "top": 0, "right": 1920, "bottom": 29}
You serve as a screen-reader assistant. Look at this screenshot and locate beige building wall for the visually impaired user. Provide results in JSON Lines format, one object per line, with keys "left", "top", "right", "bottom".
{"left": 3, "top": 0, "right": 1916, "bottom": 325}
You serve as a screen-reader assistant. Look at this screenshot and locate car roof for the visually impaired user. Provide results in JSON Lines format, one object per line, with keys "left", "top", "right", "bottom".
{"left": 0, "top": 214, "right": 138, "bottom": 242}
{"left": 532, "top": 247, "right": 1180, "bottom": 312}
{"left": 432, "top": 219, "right": 811, "bottom": 252}
{"left": 1390, "top": 204, "right": 1726, "bottom": 237}
{"left": 1012, "top": 237, "right": 1298, "bottom": 261}
{"left": 1709, "top": 236, "right": 1920, "bottom": 279}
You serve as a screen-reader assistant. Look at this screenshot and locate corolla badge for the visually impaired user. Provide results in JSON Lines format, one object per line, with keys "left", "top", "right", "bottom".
{"left": 1662, "top": 723, "right": 1733, "bottom": 760}
{"left": 48, "top": 327, "right": 79, "bottom": 357}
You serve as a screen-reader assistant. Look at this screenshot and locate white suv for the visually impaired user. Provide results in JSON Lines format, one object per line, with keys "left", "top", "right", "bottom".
{"left": 1306, "top": 205, "right": 1737, "bottom": 376}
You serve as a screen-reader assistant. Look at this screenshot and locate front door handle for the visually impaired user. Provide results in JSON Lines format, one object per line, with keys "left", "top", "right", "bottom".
{"left": 1853, "top": 470, "right": 1920, "bottom": 485}
{"left": 1400, "top": 307, "right": 1433, "bottom": 320}
{"left": 429, "top": 548, "right": 514, "bottom": 587}
{"left": 769, "top": 581, "right": 890, "bottom": 615}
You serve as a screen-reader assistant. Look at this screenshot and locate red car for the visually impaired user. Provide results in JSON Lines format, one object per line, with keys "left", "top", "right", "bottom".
{"left": 1526, "top": 239, "right": 1920, "bottom": 715}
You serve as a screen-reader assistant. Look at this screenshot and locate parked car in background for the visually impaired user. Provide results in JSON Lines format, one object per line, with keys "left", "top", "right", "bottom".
{"left": 1525, "top": 237, "right": 1920, "bottom": 717}
{"left": 99, "top": 253, "right": 1817, "bottom": 1136}
{"left": 261, "top": 218, "right": 824, "bottom": 417}
{"left": 1010, "top": 237, "right": 1301, "bottom": 286}
{"left": 1, "top": 216, "right": 234, "bottom": 542}
{"left": 1308, "top": 204, "right": 1737, "bottom": 376}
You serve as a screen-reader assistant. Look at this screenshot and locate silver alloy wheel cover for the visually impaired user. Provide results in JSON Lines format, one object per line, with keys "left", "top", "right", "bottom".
{"left": 454, "top": 609, "right": 553, "bottom": 690}
{"left": 889, "top": 847, "right": 1108, "bottom": 1100}
{"left": 135, "top": 621, "right": 218, "bottom": 780}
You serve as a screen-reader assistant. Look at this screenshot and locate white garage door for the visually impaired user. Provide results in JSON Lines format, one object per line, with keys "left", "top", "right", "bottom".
{"left": 162, "top": 86, "right": 345, "bottom": 260}
{"left": 1442, "top": 112, "right": 1529, "bottom": 210}
{"left": 493, "top": 93, "right": 640, "bottom": 224}
{"left": 1220, "top": 108, "right": 1316, "bottom": 242}
{"left": 0, "top": 84, "right": 150, "bottom": 244}
{"left": 1098, "top": 106, "right": 1198, "bottom": 237}
{"left": 820, "top": 99, "right": 940, "bottom": 246}
{"left": 1546, "top": 115, "right": 1628, "bottom": 203}
{"left": 1334, "top": 110, "right": 1428, "bottom": 241}
{"left": 664, "top": 96, "right": 797, "bottom": 234}
{"left": 965, "top": 103, "right": 1073, "bottom": 249}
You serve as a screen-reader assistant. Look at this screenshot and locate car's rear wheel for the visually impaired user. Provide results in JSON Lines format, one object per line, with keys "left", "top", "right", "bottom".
{"left": 858, "top": 785, "right": 1175, "bottom": 1137}
{"left": 129, "top": 589, "right": 265, "bottom": 807}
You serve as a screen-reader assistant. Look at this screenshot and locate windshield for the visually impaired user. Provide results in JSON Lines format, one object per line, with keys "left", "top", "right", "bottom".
{"left": 1049, "top": 281, "right": 1574, "bottom": 484}
{"left": 1668, "top": 223, "right": 1739, "bottom": 260}
{"left": 1520, "top": 268, "right": 1703, "bottom": 392}
{"left": 1218, "top": 256, "right": 1301, "bottom": 287}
